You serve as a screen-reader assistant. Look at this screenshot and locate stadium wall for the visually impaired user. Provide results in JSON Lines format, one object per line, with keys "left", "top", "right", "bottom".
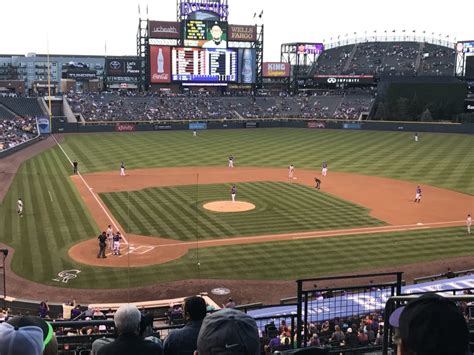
{"left": 0, "top": 136, "right": 42, "bottom": 159}
{"left": 52, "top": 119, "right": 474, "bottom": 134}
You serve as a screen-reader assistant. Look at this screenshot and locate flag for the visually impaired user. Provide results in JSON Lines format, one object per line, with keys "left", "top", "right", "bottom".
{"left": 146, "top": 4, "right": 148, "bottom": 15}
{"left": 259, "top": 10, "right": 263, "bottom": 18}
{"left": 138, "top": 4, "right": 141, "bottom": 15}
{"left": 253, "top": 12, "right": 256, "bottom": 18}
{"left": 392, "top": 30, "right": 396, "bottom": 33}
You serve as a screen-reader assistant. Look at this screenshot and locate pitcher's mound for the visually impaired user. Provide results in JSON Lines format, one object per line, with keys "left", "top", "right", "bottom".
{"left": 203, "top": 201, "right": 256, "bottom": 213}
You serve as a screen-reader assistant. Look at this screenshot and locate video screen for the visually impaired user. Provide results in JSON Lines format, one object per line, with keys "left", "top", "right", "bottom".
{"left": 172, "top": 47, "right": 237, "bottom": 82}
{"left": 184, "top": 20, "right": 227, "bottom": 48}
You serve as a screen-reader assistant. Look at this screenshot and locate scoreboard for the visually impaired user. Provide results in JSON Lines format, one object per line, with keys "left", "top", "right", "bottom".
{"left": 172, "top": 48, "right": 237, "bottom": 82}
{"left": 184, "top": 20, "right": 227, "bottom": 48}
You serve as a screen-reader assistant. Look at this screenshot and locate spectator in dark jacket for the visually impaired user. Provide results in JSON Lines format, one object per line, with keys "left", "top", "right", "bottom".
{"left": 163, "top": 296, "right": 207, "bottom": 355}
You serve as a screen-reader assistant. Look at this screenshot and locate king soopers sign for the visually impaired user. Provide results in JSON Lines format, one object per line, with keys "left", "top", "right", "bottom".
{"left": 180, "top": 0, "right": 229, "bottom": 18}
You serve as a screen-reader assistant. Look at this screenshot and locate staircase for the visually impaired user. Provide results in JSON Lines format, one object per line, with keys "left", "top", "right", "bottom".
{"left": 342, "top": 44, "right": 359, "bottom": 74}
{"left": 415, "top": 42, "right": 425, "bottom": 75}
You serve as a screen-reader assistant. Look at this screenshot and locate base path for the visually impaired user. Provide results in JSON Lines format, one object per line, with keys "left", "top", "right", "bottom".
{"left": 69, "top": 167, "right": 472, "bottom": 267}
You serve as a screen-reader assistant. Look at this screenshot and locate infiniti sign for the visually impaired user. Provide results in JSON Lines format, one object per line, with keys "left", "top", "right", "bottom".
{"left": 327, "top": 77, "right": 337, "bottom": 84}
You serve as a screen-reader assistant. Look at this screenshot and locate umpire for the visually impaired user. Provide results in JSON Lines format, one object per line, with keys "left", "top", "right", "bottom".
{"left": 97, "top": 231, "right": 107, "bottom": 258}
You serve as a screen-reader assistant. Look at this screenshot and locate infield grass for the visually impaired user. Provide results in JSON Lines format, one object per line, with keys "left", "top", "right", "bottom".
{"left": 100, "top": 182, "right": 383, "bottom": 240}
{"left": 0, "top": 129, "right": 472, "bottom": 288}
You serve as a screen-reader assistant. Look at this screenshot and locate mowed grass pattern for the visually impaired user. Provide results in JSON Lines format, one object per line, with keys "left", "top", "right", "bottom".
{"left": 40, "top": 227, "right": 474, "bottom": 288}
{"left": 61, "top": 130, "right": 473, "bottom": 194}
{"left": 100, "top": 182, "right": 383, "bottom": 240}
{"left": 0, "top": 129, "right": 471, "bottom": 289}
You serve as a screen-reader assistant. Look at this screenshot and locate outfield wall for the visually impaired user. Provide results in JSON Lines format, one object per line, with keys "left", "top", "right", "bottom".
{"left": 52, "top": 118, "right": 474, "bottom": 134}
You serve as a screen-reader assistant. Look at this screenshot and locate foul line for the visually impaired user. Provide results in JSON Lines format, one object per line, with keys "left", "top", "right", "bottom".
{"left": 156, "top": 220, "right": 465, "bottom": 248}
{"left": 52, "top": 135, "right": 129, "bottom": 245}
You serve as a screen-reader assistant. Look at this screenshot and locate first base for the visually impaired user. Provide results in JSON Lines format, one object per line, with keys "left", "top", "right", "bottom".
{"left": 293, "top": 177, "right": 297, "bottom": 180}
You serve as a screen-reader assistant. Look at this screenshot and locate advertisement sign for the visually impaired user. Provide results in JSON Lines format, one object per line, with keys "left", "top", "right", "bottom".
{"left": 307, "top": 121, "right": 325, "bottom": 129}
{"left": 297, "top": 43, "right": 324, "bottom": 55}
{"left": 184, "top": 20, "right": 227, "bottom": 48}
{"left": 172, "top": 47, "right": 237, "bottom": 82}
{"left": 237, "top": 49, "right": 256, "bottom": 84}
{"left": 150, "top": 46, "right": 171, "bottom": 84}
{"left": 465, "top": 100, "right": 474, "bottom": 112}
{"left": 179, "top": 0, "right": 229, "bottom": 20}
{"left": 228, "top": 25, "right": 257, "bottom": 42}
{"left": 343, "top": 123, "right": 362, "bottom": 130}
{"left": 262, "top": 62, "right": 291, "bottom": 77}
{"left": 115, "top": 124, "right": 136, "bottom": 132}
{"left": 106, "top": 59, "right": 140, "bottom": 77}
{"left": 66, "top": 71, "right": 97, "bottom": 80}
{"left": 37, "top": 117, "right": 50, "bottom": 134}
{"left": 149, "top": 38, "right": 179, "bottom": 46}
{"left": 314, "top": 75, "right": 375, "bottom": 84}
{"left": 148, "top": 21, "right": 181, "bottom": 39}
{"left": 189, "top": 122, "right": 208, "bottom": 130}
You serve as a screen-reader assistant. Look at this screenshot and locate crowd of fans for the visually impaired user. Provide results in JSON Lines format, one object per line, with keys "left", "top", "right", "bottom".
{"left": 0, "top": 116, "right": 38, "bottom": 151}
{"left": 68, "top": 91, "right": 375, "bottom": 121}
{"left": 312, "top": 41, "right": 454, "bottom": 76}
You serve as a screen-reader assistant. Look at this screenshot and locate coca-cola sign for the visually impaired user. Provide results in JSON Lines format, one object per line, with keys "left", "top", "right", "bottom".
{"left": 228, "top": 25, "right": 257, "bottom": 42}
{"left": 115, "top": 124, "right": 136, "bottom": 132}
{"left": 148, "top": 21, "right": 181, "bottom": 39}
{"left": 150, "top": 46, "right": 171, "bottom": 84}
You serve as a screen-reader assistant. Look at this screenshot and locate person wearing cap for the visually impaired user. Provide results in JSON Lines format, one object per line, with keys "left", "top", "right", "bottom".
{"left": 163, "top": 296, "right": 207, "bottom": 355}
{"left": 6, "top": 315, "right": 58, "bottom": 355}
{"left": 196, "top": 308, "right": 260, "bottom": 355}
{"left": 97, "top": 304, "right": 163, "bottom": 355}
{"left": 0, "top": 322, "right": 44, "bottom": 355}
{"left": 389, "top": 293, "right": 469, "bottom": 355}
{"left": 223, "top": 297, "right": 236, "bottom": 308}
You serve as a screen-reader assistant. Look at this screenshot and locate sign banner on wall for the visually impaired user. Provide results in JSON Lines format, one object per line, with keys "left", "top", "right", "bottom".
{"left": 228, "top": 25, "right": 257, "bottom": 42}
{"left": 262, "top": 62, "right": 291, "bottom": 77}
{"left": 150, "top": 46, "right": 171, "bottom": 84}
{"left": 148, "top": 21, "right": 181, "bottom": 39}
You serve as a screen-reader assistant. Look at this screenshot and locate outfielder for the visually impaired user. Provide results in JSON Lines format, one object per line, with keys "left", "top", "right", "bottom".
{"left": 415, "top": 186, "right": 422, "bottom": 203}
{"left": 288, "top": 164, "right": 295, "bottom": 178}
{"left": 414, "top": 132, "right": 419, "bottom": 142}
{"left": 467, "top": 214, "right": 472, "bottom": 234}
{"left": 120, "top": 161, "right": 126, "bottom": 176}
{"left": 113, "top": 231, "right": 122, "bottom": 255}
{"left": 228, "top": 155, "right": 234, "bottom": 168}
{"left": 322, "top": 162, "right": 328, "bottom": 176}
{"left": 17, "top": 198, "right": 23, "bottom": 217}
{"left": 231, "top": 185, "right": 236, "bottom": 203}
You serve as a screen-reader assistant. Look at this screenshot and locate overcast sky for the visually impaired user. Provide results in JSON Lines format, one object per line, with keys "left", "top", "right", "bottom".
{"left": 0, "top": 0, "right": 472, "bottom": 61}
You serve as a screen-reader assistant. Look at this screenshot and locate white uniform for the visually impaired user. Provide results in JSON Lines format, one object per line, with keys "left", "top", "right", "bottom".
{"left": 17, "top": 199, "right": 23, "bottom": 216}
{"left": 467, "top": 215, "right": 472, "bottom": 234}
{"left": 228, "top": 157, "right": 234, "bottom": 168}
{"left": 120, "top": 162, "right": 125, "bottom": 176}
{"left": 414, "top": 133, "right": 419, "bottom": 142}
{"left": 113, "top": 234, "right": 122, "bottom": 255}
{"left": 288, "top": 165, "right": 294, "bottom": 178}
{"left": 193, "top": 130, "right": 197, "bottom": 137}
{"left": 231, "top": 186, "right": 236, "bottom": 203}
{"left": 106, "top": 226, "right": 114, "bottom": 251}
{"left": 322, "top": 162, "right": 328, "bottom": 177}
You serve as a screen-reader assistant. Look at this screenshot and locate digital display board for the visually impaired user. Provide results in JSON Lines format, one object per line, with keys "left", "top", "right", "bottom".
{"left": 172, "top": 47, "right": 237, "bottom": 82}
{"left": 106, "top": 59, "right": 140, "bottom": 77}
{"left": 184, "top": 20, "right": 227, "bottom": 48}
{"left": 297, "top": 43, "right": 324, "bottom": 55}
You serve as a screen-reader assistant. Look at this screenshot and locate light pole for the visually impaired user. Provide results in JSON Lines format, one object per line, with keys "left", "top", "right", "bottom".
{"left": 0, "top": 249, "right": 8, "bottom": 309}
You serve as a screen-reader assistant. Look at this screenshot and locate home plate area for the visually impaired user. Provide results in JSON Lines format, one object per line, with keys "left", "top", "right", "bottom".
{"left": 109, "top": 244, "right": 155, "bottom": 257}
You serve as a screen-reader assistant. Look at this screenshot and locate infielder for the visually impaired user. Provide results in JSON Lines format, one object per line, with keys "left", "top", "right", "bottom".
{"left": 231, "top": 185, "right": 236, "bottom": 203}
{"left": 113, "top": 231, "right": 122, "bottom": 255}
{"left": 467, "top": 214, "right": 472, "bottom": 234}
{"left": 288, "top": 164, "right": 295, "bottom": 178}
{"left": 17, "top": 198, "right": 23, "bottom": 217}
{"left": 314, "top": 178, "right": 321, "bottom": 190}
{"left": 120, "top": 161, "right": 126, "bottom": 176}
{"left": 106, "top": 224, "right": 114, "bottom": 251}
{"left": 415, "top": 186, "right": 422, "bottom": 203}
{"left": 228, "top": 155, "right": 234, "bottom": 168}
{"left": 322, "top": 162, "right": 328, "bottom": 176}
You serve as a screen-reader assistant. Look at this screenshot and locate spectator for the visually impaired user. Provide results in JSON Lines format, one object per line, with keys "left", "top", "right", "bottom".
{"left": 344, "top": 327, "right": 358, "bottom": 347}
{"left": 330, "top": 324, "right": 345, "bottom": 344}
{"left": 39, "top": 300, "right": 50, "bottom": 318}
{"left": 97, "top": 304, "right": 163, "bottom": 355}
{"left": 163, "top": 296, "right": 207, "bottom": 355}
{"left": 197, "top": 308, "right": 260, "bottom": 355}
{"left": 7, "top": 315, "right": 58, "bottom": 355}
{"left": 389, "top": 293, "right": 469, "bottom": 355}
{"left": 223, "top": 297, "right": 236, "bottom": 308}
{"left": 0, "top": 322, "right": 44, "bottom": 355}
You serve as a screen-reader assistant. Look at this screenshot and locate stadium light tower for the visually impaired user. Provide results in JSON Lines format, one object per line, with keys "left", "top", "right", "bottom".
{"left": 0, "top": 249, "right": 8, "bottom": 309}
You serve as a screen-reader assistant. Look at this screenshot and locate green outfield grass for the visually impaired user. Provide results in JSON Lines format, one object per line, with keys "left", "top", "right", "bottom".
{"left": 100, "top": 182, "right": 383, "bottom": 240}
{"left": 0, "top": 129, "right": 472, "bottom": 289}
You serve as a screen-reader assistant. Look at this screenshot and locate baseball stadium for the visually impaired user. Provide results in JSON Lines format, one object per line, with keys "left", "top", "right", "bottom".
{"left": 0, "top": 0, "right": 473, "bottom": 354}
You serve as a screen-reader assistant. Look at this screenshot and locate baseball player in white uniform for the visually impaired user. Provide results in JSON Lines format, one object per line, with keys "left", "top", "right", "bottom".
{"left": 288, "top": 164, "right": 295, "bottom": 179}
{"left": 414, "top": 132, "right": 419, "bottom": 142}
{"left": 106, "top": 225, "right": 114, "bottom": 251}
{"left": 231, "top": 185, "right": 236, "bottom": 203}
{"left": 113, "top": 231, "right": 122, "bottom": 255}
{"left": 322, "top": 162, "right": 328, "bottom": 177}
{"left": 228, "top": 155, "right": 234, "bottom": 168}
{"left": 120, "top": 161, "right": 126, "bottom": 176}
{"left": 193, "top": 129, "right": 197, "bottom": 137}
{"left": 415, "top": 186, "right": 422, "bottom": 203}
{"left": 17, "top": 198, "right": 23, "bottom": 217}
{"left": 467, "top": 214, "right": 472, "bottom": 234}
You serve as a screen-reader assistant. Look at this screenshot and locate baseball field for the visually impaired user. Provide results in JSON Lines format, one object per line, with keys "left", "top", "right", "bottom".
{"left": 0, "top": 128, "right": 472, "bottom": 302}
